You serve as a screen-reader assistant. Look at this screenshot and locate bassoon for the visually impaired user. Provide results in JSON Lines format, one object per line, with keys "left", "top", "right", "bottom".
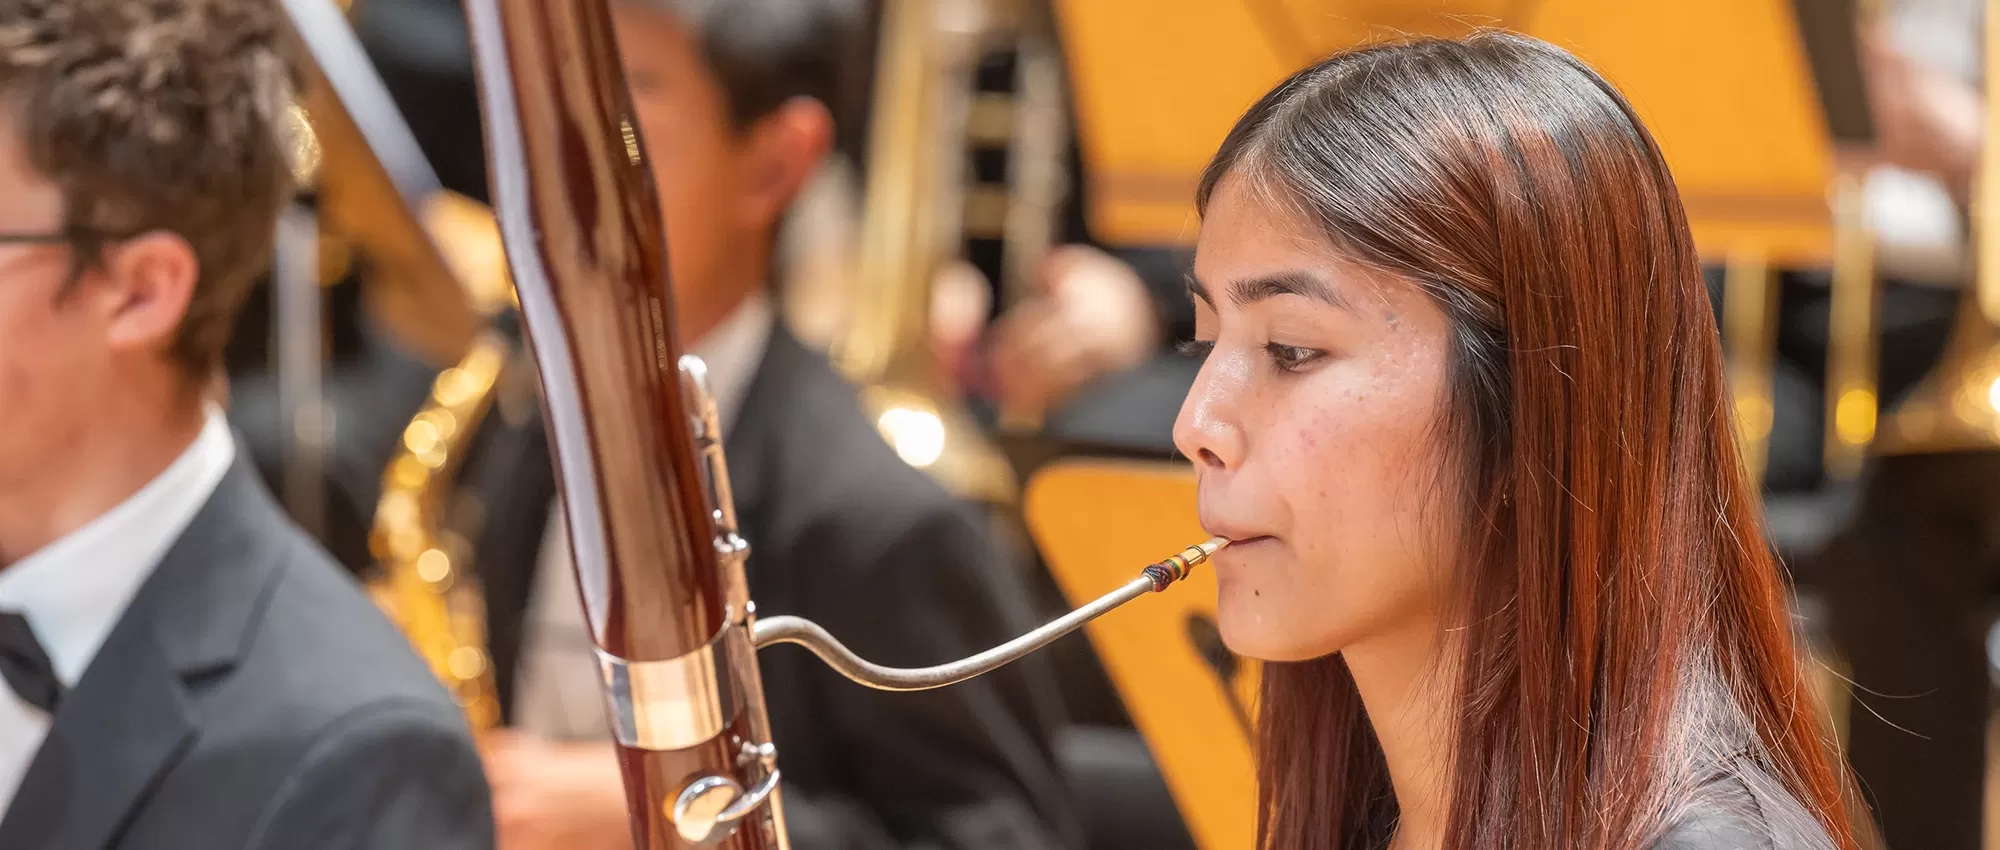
{"left": 460, "top": 0, "right": 1224, "bottom": 846}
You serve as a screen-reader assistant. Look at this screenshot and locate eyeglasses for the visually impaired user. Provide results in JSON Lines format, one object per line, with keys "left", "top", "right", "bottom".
{"left": 0, "top": 231, "right": 68, "bottom": 246}
{"left": 0, "top": 227, "right": 137, "bottom": 246}
{"left": 0, "top": 227, "right": 141, "bottom": 271}
{"left": 0, "top": 227, "right": 142, "bottom": 285}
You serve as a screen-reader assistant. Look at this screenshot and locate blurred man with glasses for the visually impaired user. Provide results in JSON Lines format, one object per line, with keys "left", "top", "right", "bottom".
{"left": 0, "top": 2, "right": 493, "bottom": 847}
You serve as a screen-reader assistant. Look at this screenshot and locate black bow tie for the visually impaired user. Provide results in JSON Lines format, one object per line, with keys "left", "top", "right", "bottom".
{"left": 0, "top": 611, "right": 64, "bottom": 714}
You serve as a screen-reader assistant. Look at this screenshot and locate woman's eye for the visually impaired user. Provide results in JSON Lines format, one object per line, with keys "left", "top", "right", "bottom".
{"left": 1175, "top": 339, "right": 1216, "bottom": 360}
{"left": 1265, "top": 343, "right": 1325, "bottom": 373}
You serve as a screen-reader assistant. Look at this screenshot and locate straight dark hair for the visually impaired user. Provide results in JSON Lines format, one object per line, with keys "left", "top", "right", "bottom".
{"left": 1197, "top": 33, "right": 1857, "bottom": 850}
{"left": 652, "top": 0, "right": 868, "bottom": 155}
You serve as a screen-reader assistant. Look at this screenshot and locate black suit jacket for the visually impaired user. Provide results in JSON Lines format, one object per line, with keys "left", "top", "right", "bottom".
{"left": 0, "top": 458, "right": 494, "bottom": 850}
{"left": 474, "top": 324, "right": 1086, "bottom": 849}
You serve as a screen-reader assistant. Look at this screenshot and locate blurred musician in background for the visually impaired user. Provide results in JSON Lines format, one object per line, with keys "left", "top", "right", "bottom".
{"left": 962, "top": 218, "right": 1201, "bottom": 454}
{"left": 0, "top": 2, "right": 492, "bottom": 848}
{"left": 1806, "top": 3, "right": 1994, "bottom": 847}
{"left": 474, "top": 2, "right": 1083, "bottom": 849}
{"left": 984, "top": 244, "right": 1175, "bottom": 421}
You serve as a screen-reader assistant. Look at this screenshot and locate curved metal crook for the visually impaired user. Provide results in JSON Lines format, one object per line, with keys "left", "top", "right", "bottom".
{"left": 751, "top": 537, "right": 1227, "bottom": 692}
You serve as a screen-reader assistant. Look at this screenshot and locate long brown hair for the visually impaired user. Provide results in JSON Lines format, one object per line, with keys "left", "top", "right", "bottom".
{"left": 1197, "top": 33, "right": 1856, "bottom": 850}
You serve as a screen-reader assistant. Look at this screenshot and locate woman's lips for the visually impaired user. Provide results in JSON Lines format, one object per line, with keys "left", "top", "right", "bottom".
{"left": 1198, "top": 514, "right": 1271, "bottom": 544}
{"left": 1204, "top": 529, "right": 1277, "bottom": 558}
{"left": 1211, "top": 535, "right": 1275, "bottom": 584}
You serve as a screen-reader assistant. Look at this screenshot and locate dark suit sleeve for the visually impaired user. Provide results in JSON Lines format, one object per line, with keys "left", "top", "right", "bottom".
{"left": 249, "top": 700, "right": 495, "bottom": 850}
{"left": 782, "top": 505, "right": 1082, "bottom": 850}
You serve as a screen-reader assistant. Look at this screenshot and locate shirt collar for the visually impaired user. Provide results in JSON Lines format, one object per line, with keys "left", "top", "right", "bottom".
{"left": 693, "top": 291, "right": 774, "bottom": 435}
{"left": 0, "top": 405, "right": 237, "bottom": 685}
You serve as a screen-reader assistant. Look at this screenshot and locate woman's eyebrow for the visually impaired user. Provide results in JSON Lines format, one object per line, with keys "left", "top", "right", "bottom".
{"left": 1186, "top": 270, "right": 1354, "bottom": 313}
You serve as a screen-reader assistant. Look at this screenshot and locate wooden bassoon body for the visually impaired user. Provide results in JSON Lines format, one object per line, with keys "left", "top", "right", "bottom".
{"left": 462, "top": 1, "right": 1220, "bottom": 845}
{"left": 463, "top": 1, "right": 783, "bottom": 845}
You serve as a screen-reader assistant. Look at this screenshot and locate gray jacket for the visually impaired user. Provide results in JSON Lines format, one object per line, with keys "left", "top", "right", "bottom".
{"left": 0, "top": 458, "right": 494, "bottom": 849}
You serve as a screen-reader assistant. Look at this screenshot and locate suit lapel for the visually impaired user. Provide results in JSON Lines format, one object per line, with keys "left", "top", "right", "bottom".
{"left": 0, "top": 635, "right": 196, "bottom": 849}
{"left": 0, "top": 460, "right": 283, "bottom": 849}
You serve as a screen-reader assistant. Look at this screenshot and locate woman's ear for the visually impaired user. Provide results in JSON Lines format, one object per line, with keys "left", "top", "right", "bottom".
{"left": 738, "top": 96, "right": 835, "bottom": 230}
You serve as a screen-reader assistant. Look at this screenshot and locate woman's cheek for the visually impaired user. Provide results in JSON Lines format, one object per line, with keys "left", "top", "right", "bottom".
{"left": 1290, "top": 362, "right": 1450, "bottom": 607}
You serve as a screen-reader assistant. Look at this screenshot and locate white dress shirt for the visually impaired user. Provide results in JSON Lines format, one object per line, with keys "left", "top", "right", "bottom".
{"left": 0, "top": 405, "right": 237, "bottom": 814}
{"left": 515, "top": 292, "right": 774, "bottom": 739}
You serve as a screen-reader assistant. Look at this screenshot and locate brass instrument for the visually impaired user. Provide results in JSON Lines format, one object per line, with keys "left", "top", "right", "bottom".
{"left": 278, "top": 0, "right": 516, "bottom": 731}
{"left": 1824, "top": 170, "right": 1880, "bottom": 478}
{"left": 367, "top": 192, "right": 519, "bottom": 734}
{"left": 1724, "top": 250, "right": 1781, "bottom": 483}
{"left": 1723, "top": 0, "right": 1882, "bottom": 485}
{"left": 369, "top": 328, "right": 511, "bottom": 731}
{"left": 985, "top": 0, "right": 1073, "bottom": 432}
{"left": 832, "top": 0, "right": 1022, "bottom": 505}
{"left": 1872, "top": 3, "right": 2000, "bottom": 455}
{"left": 990, "top": 1, "right": 1071, "bottom": 313}
{"left": 271, "top": 181, "right": 331, "bottom": 540}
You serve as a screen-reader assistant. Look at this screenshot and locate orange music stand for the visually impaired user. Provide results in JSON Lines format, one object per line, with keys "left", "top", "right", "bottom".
{"left": 1024, "top": 459, "right": 1258, "bottom": 850}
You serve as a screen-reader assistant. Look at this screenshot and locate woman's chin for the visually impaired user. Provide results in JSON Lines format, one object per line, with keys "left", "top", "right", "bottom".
{"left": 1215, "top": 592, "right": 1345, "bottom": 663}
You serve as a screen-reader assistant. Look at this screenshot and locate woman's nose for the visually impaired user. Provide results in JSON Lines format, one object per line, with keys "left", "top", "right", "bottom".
{"left": 1173, "top": 364, "right": 1247, "bottom": 472}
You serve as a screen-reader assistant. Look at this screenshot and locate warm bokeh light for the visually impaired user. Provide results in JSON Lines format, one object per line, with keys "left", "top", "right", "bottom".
{"left": 879, "top": 405, "right": 947, "bottom": 468}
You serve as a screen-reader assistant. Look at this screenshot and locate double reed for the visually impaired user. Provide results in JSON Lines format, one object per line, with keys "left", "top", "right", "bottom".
{"left": 462, "top": 1, "right": 1221, "bottom": 845}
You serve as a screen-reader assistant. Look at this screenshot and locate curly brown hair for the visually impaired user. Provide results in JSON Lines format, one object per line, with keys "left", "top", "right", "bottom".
{"left": 0, "top": 0, "right": 301, "bottom": 376}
